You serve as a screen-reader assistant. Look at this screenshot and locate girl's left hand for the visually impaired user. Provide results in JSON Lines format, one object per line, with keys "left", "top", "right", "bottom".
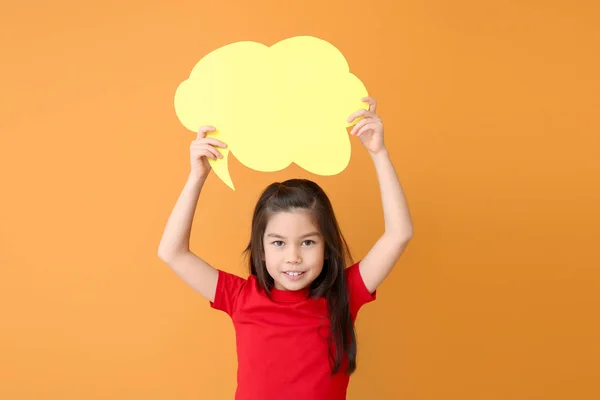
{"left": 347, "top": 97, "right": 385, "bottom": 155}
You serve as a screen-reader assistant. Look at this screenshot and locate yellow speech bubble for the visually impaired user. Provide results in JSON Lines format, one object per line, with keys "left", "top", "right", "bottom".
{"left": 174, "top": 36, "right": 368, "bottom": 190}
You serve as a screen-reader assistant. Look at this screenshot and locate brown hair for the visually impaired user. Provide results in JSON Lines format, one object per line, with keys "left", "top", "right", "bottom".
{"left": 242, "top": 178, "right": 357, "bottom": 375}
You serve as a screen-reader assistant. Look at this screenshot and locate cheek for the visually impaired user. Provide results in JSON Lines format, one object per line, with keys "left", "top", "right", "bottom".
{"left": 263, "top": 247, "right": 277, "bottom": 263}
{"left": 263, "top": 249, "right": 279, "bottom": 272}
{"left": 309, "top": 249, "right": 326, "bottom": 271}
{"left": 263, "top": 258, "right": 279, "bottom": 279}
{"left": 315, "top": 245, "right": 326, "bottom": 262}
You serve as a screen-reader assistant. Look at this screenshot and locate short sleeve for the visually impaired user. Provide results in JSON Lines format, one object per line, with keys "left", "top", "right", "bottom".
{"left": 345, "top": 261, "right": 376, "bottom": 320}
{"left": 210, "top": 269, "right": 247, "bottom": 317}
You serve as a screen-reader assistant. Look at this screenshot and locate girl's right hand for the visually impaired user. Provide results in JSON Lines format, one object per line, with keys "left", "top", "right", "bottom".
{"left": 190, "top": 126, "right": 227, "bottom": 179}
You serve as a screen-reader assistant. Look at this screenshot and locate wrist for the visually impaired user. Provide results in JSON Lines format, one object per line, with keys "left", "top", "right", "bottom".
{"left": 188, "top": 170, "right": 208, "bottom": 184}
{"left": 369, "top": 146, "right": 389, "bottom": 159}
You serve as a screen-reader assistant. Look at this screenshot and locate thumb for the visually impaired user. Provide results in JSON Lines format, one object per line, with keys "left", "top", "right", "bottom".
{"left": 196, "top": 125, "right": 215, "bottom": 140}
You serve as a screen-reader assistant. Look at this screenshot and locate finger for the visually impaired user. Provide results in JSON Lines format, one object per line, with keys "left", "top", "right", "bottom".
{"left": 362, "top": 97, "right": 377, "bottom": 113}
{"left": 192, "top": 138, "right": 227, "bottom": 148}
{"left": 356, "top": 122, "right": 378, "bottom": 137}
{"left": 205, "top": 146, "right": 223, "bottom": 159}
{"left": 350, "top": 118, "right": 372, "bottom": 135}
{"left": 191, "top": 143, "right": 223, "bottom": 159}
{"left": 347, "top": 109, "right": 376, "bottom": 123}
{"left": 198, "top": 137, "right": 228, "bottom": 148}
{"left": 201, "top": 148, "right": 218, "bottom": 160}
{"left": 196, "top": 126, "right": 216, "bottom": 140}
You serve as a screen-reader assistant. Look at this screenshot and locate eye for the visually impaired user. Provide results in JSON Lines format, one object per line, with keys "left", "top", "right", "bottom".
{"left": 272, "top": 241, "right": 284, "bottom": 247}
{"left": 302, "top": 240, "right": 315, "bottom": 246}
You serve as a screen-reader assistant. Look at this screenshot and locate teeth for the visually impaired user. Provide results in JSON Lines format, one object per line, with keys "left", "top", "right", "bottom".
{"left": 285, "top": 272, "right": 303, "bottom": 276}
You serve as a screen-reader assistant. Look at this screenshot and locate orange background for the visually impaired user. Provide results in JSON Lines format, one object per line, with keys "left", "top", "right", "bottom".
{"left": 1, "top": 0, "right": 599, "bottom": 399}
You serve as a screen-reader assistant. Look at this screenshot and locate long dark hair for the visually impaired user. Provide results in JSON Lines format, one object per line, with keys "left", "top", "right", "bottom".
{"left": 242, "top": 178, "right": 357, "bottom": 375}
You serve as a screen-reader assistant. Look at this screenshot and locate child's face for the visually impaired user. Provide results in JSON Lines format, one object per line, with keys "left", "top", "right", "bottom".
{"left": 262, "top": 210, "right": 326, "bottom": 291}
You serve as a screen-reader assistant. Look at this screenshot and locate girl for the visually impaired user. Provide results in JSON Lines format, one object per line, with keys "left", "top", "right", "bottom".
{"left": 158, "top": 97, "right": 413, "bottom": 400}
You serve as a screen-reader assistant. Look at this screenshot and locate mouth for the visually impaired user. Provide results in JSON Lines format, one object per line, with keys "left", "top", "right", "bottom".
{"left": 283, "top": 271, "right": 306, "bottom": 280}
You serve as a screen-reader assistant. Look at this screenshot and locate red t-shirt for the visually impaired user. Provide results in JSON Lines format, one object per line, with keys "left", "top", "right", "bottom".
{"left": 210, "top": 261, "right": 376, "bottom": 400}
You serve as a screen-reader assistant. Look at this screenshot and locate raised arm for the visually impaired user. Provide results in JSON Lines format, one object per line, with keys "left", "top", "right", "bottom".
{"left": 158, "top": 126, "right": 227, "bottom": 302}
{"left": 359, "top": 149, "right": 413, "bottom": 293}
{"left": 348, "top": 98, "right": 414, "bottom": 293}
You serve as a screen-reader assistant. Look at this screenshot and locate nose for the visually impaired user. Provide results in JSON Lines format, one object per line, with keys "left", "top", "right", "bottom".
{"left": 286, "top": 245, "right": 302, "bottom": 264}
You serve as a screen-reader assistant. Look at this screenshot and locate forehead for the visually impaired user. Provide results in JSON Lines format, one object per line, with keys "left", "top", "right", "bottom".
{"left": 264, "top": 210, "right": 319, "bottom": 236}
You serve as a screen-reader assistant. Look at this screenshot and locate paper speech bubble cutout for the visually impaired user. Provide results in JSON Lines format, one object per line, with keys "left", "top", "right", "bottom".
{"left": 174, "top": 36, "right": 368, "bottom": 190}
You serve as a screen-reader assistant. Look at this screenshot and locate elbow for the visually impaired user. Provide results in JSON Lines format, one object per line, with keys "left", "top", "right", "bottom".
{"left": 387, "top": 232, "right": 413, "bottom": 260}
{"left": 157, "top": 249, "right": 170, "bottom": 262}
{"left": 377, "top": 228, "right": 413, "bottom": 263}
{"left": 158, "top": 248, "right": 191, "bottom": 263}
{"left": 158, "top": 247, "right": 183, "bottom": 262}
{"left": 158, "top": 240, "right": 189, "bottom": 261}
{"left": 384, "top": 228, "right": 413, "bottom": 245}
{"left": 399, "top": 234, "right": 413, "bottom": 247}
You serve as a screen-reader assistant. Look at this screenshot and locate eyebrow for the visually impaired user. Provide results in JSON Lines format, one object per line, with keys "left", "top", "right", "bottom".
{"left": 266, "top": 231, "right": 320, "bottom": 239}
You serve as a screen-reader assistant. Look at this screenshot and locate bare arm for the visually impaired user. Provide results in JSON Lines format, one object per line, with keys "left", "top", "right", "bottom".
{"left": 348, "top": 98, "right": 414, "bottom": 294}
{"left": 359, "top": 148, "right": 413, "bottom": 294}
{"left": 157, "top": 171, "right": 218, "bottom": 302}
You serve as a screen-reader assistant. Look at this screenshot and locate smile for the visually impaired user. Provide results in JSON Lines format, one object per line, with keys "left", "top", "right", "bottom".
{"left": 283, "top": 271, "right": 305, "bottom": 277}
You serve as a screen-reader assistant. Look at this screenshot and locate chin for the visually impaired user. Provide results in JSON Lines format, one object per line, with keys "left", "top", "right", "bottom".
{"left": 275, "top": 280, "right": 308, "bottom": 291}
